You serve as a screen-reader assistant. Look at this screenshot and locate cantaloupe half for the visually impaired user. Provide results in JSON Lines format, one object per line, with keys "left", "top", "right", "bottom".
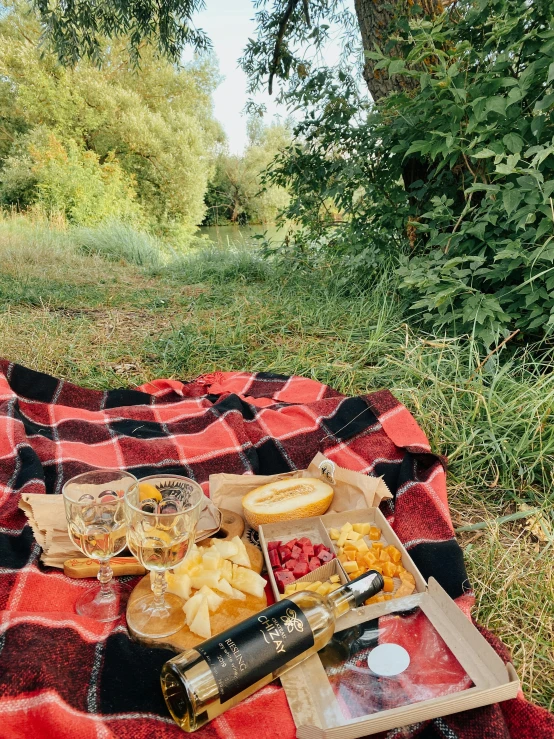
{"left": 242, "top": 477, "right": 334, "bottom": 529}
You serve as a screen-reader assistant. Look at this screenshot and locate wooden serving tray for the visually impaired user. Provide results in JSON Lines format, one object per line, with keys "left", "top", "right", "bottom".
{"left": 127, "top": 510, "right": 266, "bottom": 650}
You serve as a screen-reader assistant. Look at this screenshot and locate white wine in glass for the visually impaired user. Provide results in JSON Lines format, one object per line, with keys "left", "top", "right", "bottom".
{"left": 63, "top": 469, "right": 137, "bottom": 622}
{"left": 125, "top": 475, "right": 204, "bottom": 639}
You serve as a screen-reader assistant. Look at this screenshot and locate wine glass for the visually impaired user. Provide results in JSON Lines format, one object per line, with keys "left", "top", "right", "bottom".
{"left": 124, "top": 474, "right": 204, "bottom": 639}
{"left": 63, "top": 469, "right": 137, "bottom": 621}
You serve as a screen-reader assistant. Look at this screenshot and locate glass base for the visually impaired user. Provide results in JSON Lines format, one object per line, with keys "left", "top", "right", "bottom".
{"left": 127, "top": 592, "right": 185, "bottom": 638}
{"left": 76, "top": 583, "right": 126, "bottom": 622}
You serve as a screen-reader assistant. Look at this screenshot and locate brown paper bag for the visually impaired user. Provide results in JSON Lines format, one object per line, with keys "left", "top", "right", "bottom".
{"left": 209, "top": 453, "right": 392, "bottom": 525}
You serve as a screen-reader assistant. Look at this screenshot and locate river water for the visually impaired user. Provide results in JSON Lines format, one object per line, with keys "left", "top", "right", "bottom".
{"left": 197, "top": 224, "right": 285, "bottom": 248}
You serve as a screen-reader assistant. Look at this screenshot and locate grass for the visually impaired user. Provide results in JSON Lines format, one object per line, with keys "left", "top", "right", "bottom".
{"left": 0, "top": 215, "right": 552, "bottom": 712}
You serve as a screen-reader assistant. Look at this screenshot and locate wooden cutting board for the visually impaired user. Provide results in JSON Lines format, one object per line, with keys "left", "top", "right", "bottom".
{"left": 127, "top": 509, "right": 266, "bottom": 650}
{"left": 127, "top": 579, "right": 267, "bottom": 651}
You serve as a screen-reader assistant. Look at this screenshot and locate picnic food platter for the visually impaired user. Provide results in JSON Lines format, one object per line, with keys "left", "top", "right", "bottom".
{"left": 128, "top": 577, "right": 267, "bottom": 651}
{"left": 127, "top": 508, "right": 267, "bottom": 650}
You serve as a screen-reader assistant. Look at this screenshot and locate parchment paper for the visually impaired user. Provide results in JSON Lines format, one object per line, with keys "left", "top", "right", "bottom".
{"left": 209, "top": 453, "right": 392, "bottom": 526}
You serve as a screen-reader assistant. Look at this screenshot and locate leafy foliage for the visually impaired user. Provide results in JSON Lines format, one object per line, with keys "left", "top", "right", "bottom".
{"left": 203, "top": 119, "right": 291, "bottom": 225}
{"left": 257, "top": 0, "right": 554, "bottom": 345}
{"left": 28, "top": 0, "right": 209, "bottom": 66}
{"left": 385, "top": 0, "right": 554, "bottom": 345}
{"left": 0, "top": 5, "right": 222, "bottom": 235}
{"left": 1, "top": 129, "right": 143, "bottom": 225}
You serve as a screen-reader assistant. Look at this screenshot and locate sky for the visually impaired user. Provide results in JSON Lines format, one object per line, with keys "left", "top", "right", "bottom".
{"left": 190, "top": 0, "right": 356, "bottom": 154}
{"left": 190, "top": 0, "right": 286, "bottom": 154}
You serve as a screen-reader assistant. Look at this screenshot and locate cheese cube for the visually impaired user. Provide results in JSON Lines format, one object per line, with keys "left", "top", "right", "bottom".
{"left": 386, "top": 545, "right": 402, "bottom": 563}
{"left": 342, "top": 560, "right": 358, "bottom": 574}
{"left": 337, "top": 531, "right": 348, "bottom": 547}
{"left": 346, "top": 531, "right": 362, "bottom": 541}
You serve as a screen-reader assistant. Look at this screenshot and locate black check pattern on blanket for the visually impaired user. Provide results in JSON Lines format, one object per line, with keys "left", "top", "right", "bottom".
{"left": 0, "top": 360, "right": 552, "bottom": 739}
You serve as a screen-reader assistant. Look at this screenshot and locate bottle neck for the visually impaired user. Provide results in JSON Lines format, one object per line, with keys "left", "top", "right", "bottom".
{"left": 327, "top": 570, "right": 384, "bottom": 617}
{"left": 327, "top": 587, "right": 356, "bottom": 618}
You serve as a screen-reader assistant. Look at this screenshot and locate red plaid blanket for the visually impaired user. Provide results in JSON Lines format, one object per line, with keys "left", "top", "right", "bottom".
{"left": 0, "top": 360, "right": 552, "bottom": 739}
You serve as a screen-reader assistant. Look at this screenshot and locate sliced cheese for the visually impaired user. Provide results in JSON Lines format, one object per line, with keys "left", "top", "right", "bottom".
{"left": 189, "top": 596, "right": 211, "bottom": 639}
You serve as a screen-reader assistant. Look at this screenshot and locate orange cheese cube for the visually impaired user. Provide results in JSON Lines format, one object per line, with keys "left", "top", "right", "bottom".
{"left": 371, "top": 541, "right": 384, "bottom": 552}
{"left": 382, "top": 561, "right": 396, "bottom": 578}
{"left": 386, "top": 545, "right": 402, "bottom": 563}
{"left": 369, "top": 527, "right": 382, "bottom": 540}
{"left": 378, "top": 549, "right": 390, "bottom": 563}
{"left": 382, "top": 576, "right": 394, "bottom": 592}
{"left": 365, "top": 594, "right": 385, "bottom": 605}
{"left": 395, "top": 580, "right": 415, "bottom": 597}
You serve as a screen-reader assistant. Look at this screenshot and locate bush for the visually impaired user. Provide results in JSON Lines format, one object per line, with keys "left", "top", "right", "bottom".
{"left": 267, "top": 0, "right": 554, "bottom": 346}
{"left": 0, "top": 129, "right": 143, "bottom": 226}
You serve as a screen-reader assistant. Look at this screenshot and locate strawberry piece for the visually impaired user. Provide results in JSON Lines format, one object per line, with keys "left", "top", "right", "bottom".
{"left": 267, "top": 540, "right": 281, "bottom": 550}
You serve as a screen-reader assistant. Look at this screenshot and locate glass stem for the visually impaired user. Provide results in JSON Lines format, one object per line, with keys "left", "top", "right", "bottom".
{"left": 97, "top": 560, "right": 114, "bottom": 598}
{"left": 151, "top": 570, "right": 167, "bottom": 609}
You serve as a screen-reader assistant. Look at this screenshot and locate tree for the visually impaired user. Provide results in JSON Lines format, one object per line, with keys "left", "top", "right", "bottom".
{"left": 203, "top": 119, "right": 291, "bottom": 225}
{"left": 28, "top": 0, "right": 209, "bottom": 66}
{"left": 0, "top": 4, "right": 223, "bottom": 234}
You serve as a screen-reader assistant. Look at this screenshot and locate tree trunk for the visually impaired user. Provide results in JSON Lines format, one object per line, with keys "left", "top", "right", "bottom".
{"left": 354, "top": 0, "right": 442, "bottom": 102}
{"left": 354, "top": 0, "right": 443, "bottom": 221}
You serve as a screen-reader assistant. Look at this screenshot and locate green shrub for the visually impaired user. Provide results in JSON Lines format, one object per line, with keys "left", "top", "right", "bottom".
{"left": 266, "top": 0, "right": 554, "bottom": 346}
{"left": 0, "top": 129, "right": 143, "bottom": 226}
{"left": 384, "top": 0, "right": 554, "bottom": 346}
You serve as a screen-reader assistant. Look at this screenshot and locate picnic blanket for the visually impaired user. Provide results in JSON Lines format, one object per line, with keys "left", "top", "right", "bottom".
{"left": 0, "top": 359, "right": 552, "bottom": 739}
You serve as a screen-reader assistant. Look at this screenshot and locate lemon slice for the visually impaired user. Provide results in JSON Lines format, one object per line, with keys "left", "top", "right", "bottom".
{"left": 242, "top": 477, "right": 334, "bottom": 529}
{"left": 139, "top": 482, "right": 162, "bottom": 502}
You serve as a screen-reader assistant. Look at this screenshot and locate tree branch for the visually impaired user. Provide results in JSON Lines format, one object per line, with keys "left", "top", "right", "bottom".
{"left": 268, "top": 0, "right": 302, "bottom": 95}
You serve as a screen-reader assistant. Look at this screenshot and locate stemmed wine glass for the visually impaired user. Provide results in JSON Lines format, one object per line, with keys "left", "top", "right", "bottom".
{"left": 63, "top": 469, "right": 138, "bottom": 621}
{"left": 124, "top": 474, "right": 204, "bottom": 639}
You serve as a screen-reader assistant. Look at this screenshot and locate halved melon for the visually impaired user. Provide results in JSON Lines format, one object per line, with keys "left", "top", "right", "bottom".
{"left": 242, "top": 477, "right": 334, "bottom": 529}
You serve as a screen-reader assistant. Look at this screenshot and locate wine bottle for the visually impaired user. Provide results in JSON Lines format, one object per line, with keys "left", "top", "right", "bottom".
{"left": 161, "top": 570, "right": 384, "bottom": 732}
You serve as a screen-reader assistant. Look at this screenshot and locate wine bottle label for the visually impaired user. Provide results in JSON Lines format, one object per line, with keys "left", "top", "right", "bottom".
{"left": 196, "top": 599, "right": 314, "bottom": 703}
